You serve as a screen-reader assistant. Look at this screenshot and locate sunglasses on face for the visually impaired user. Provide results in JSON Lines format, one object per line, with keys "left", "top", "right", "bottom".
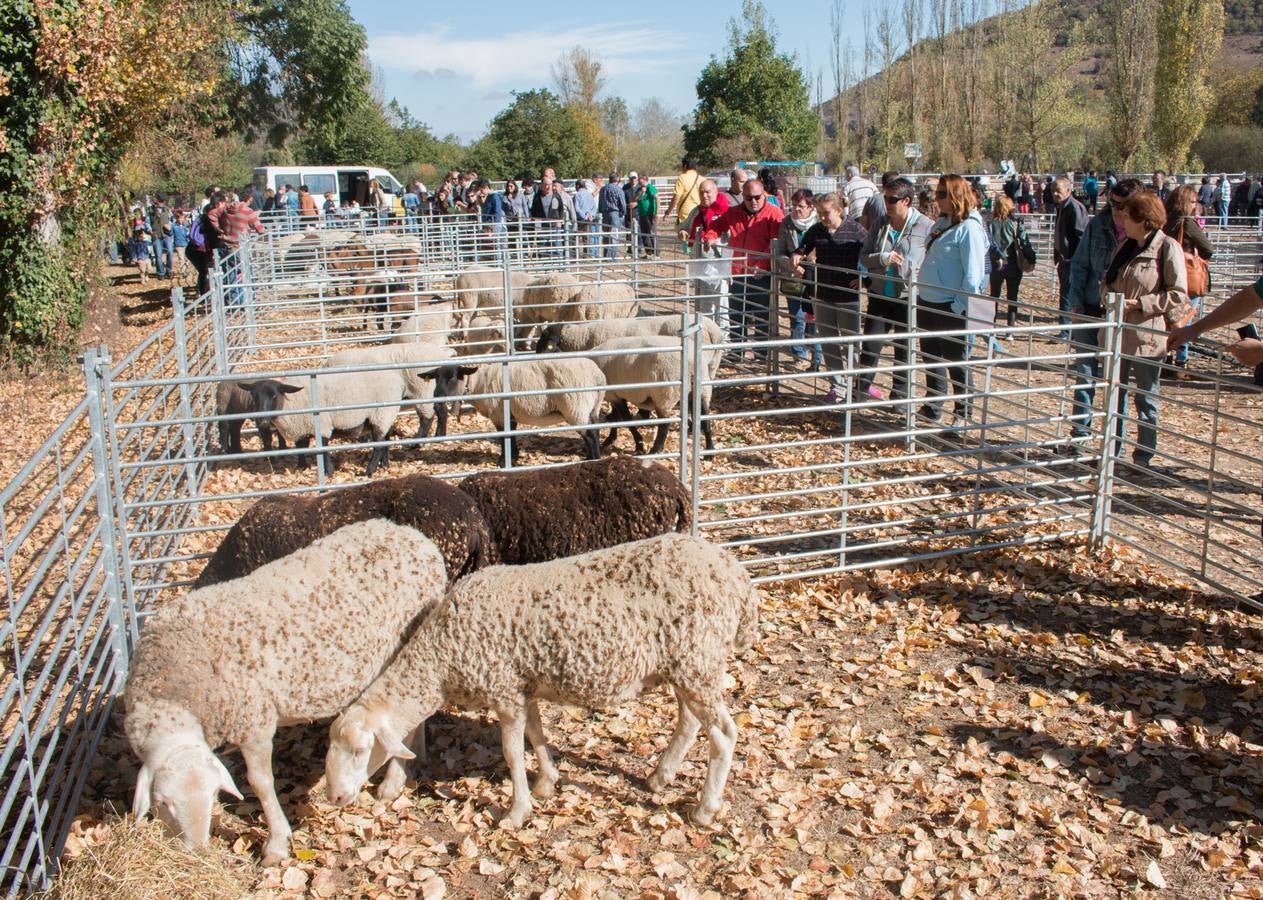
{"left": 883, "top": 194, "right": 907, "bottom": 204}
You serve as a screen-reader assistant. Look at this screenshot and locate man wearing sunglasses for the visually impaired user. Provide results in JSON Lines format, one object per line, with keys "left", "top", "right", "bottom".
{"left": 858, "top": 177, "right": 932, "bottom": 401}
{"left": 704, "top": 178, "right": 785, "bottom": 357}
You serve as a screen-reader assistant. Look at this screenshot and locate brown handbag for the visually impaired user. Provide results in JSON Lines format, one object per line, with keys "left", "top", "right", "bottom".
{"left": 1179, "top": 219, "right": 1209, "bottom": 297}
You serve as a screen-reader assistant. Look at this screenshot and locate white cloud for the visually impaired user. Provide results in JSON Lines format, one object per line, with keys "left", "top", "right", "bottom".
{"left": 368, "top": 25, "right": 687, "bottom": 89}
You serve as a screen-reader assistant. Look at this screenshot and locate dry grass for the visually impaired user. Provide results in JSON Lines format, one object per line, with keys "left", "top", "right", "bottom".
{"left": 48, "top": 815, "right": 252, "bottom": 900}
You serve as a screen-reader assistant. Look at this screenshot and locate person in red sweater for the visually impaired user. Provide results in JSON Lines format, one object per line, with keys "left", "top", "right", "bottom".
{"left": 703, "top": 177, "right": 785, "bottom": 357}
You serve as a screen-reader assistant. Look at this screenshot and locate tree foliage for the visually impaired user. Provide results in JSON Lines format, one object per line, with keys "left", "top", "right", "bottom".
{"left": 1153, "top": 0, "right": 1225, "bottom": 169}
{"left": 0, "top": 0, "right": 226, "bottom": 360}
{"left": 462, "top": 90, "right": 587, "bottom": 178}
{"left": 684, "top": 0, "right": 817, "bottom": 167}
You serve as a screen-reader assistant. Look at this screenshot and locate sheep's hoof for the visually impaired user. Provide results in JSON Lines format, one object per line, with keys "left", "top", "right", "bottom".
{"left": 688, "top": 804, "right": 718, "bottom": 828}
{"left": 646, "top": 771, "right": 673, "bottom": 793}
{"left": 260, "top": 837, "right": 291, "bottom": 866}
{"left": 376, "top": 777, "right": 404, "bottom": 802}
{"left": 531, "top": 777, "right": 557, "bottom": 799}
{"left": 499, "top": 806, "right": 530, "bottom": 829}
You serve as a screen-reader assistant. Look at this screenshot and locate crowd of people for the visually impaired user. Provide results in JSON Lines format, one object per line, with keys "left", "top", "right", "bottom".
{"left": 116, "top": 159, "right": 1263, "bottom": 472}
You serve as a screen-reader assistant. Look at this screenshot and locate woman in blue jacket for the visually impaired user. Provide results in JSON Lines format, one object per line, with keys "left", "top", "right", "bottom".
{"left": 916, "top": 174, "right": 989, "bottom": 422}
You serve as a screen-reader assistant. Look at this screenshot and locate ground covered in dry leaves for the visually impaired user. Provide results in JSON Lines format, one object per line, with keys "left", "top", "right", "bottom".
{"left": 66, "top": 538, "right": 1263, "bottom": 898}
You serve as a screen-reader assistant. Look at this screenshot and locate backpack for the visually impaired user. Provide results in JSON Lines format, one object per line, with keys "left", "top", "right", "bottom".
{"left": 188, "top": 215, "right": 207, "bottom": 252}
{"left": 1015, "top": 221, "right": 1037, "bottom": 273}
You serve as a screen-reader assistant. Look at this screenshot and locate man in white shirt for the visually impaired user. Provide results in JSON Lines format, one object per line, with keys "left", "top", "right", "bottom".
{"left": 842, "top": 165, "right": 877, "bottom": 220}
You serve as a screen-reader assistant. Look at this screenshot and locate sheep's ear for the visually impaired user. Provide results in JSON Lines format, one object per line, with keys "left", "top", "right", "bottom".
{"left": 456, "top": 366, "right": 477, "bottom": 378}
{"left": 374, "top": 728, "right": 416, "bottom": 761}
{"left": 278, "top": 382, "right": 303, "bottom": 394}
{"left": 417, "top": 369, "right": 438, "bottom": 381}
{"left": 132, "top": 765, "right": 153, "bottom": 819}
{"left": 236, "top": 381, "right": 260, "bottom": 393}
{"left": 212, "top": 756, "right": 243, "bottom": 800}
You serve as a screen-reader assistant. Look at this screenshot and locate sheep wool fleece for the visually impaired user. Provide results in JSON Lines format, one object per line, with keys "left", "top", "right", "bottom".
{"left": 458, "top": 456, "right": 690, "bottom": 565}
{"left": 126, "top": 520, "right": 448, "bottom": 753}
{"left": 368, "top": 532, "right": 760, "bottom": 714}
{"left": 194, "top": 474, "right": 493, "bottom": 587}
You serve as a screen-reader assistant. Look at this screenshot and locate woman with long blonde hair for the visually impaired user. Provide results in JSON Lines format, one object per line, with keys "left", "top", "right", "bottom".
{"left": 915, "top": 174, "right": 989, "bottom": 422}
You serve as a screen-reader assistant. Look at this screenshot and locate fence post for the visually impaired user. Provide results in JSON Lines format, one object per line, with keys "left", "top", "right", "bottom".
{"left": 241, "top": 240, "right": 257, "bottom": 350}
{"left": 499, "top": 247, "right": 515, "bottom": 468}
{"left": 82, "top": 347, "right": 136, "bottom": 669}
{"left": 767, "top": 265, "right": 780, "bottom": 394}
{"left": 631, "top": 219, "right": 640, "bottom": 295}
{"left": 687, "top": 303, "right": 704, "bottom": 536}
{"left": 1090, "top": 291, "right": 1126, "bottom": 549}
{"left": 209, "top": 251, "right": 229, "bottom": 376}
{"left": 170, "top": 289, "right": 201, "bottom": 500}
{"left": 904, "top": 280, "right": 919, "bottom": 452}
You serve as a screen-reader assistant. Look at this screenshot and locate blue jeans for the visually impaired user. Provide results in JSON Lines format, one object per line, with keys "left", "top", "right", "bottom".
{"left": 578, "top": 220, "right": 600, "bottom": 257}
{"left": 600, "top": 212, "right": 624, "bottom": 259}
{"left": 1070, "top": 320, "right": 1102, "bottom": 438}
{"left": 154, "top": 235, "right": 174, "bottom": 277}
{"left": 1218, "top": 200, "right": 1229, "bottom": 227}
{"left": 1173, "top": 296, "right": 1203, "bottom": 363}
{"left": 1057, "top": 260, "right": 1072, "bottom": 328}
{"left": 730, "top": 274, "right": 771, "bottom": 352}
{"left": 1116, "top": 356, "right": 1162, "bottom": 463}
{"left": 786, "top": 293, "right": 823, "bottom": 364}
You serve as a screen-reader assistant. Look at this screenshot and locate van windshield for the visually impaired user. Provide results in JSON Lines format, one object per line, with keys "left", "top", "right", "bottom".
{"left": 378, "top": 173, "right": 403, "bottom": 193}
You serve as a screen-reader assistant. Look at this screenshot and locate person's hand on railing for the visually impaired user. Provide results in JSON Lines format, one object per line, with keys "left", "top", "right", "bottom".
{"left": 1228, "top": 337, "right": 1263, "bottom": 366}
{"left": 1166, "top": 323, "right": 1198, "bottom": 350}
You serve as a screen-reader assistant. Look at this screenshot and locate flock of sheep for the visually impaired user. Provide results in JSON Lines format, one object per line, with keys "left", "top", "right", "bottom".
{"left": 221, "top": 234, "right": 725, "bottom": 472}
{"left": 124, "top": 458, "right": 760, "bottom": 865}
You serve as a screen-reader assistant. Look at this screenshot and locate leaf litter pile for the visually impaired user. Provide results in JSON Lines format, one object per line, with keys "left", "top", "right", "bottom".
{"left": 11, "top": 255, "right": 1262, "bottom": 896}
{"left": 66, "top": 537, "right": 1263, "bottom": 897}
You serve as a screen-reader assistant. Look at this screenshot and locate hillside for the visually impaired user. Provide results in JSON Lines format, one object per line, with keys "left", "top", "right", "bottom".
{"left": 820, "top": 0, "right": 1263, "bottom": 141}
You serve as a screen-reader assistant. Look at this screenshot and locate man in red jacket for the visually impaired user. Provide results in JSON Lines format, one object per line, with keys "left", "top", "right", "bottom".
{"left": 703, "top": 177, "right": 785, "bottom": 356}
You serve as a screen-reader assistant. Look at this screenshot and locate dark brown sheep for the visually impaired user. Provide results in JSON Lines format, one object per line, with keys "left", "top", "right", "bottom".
{"left": 194, "top": 473, "right": 493, "bottom": 587}
{"left": 457, "top": 456, "right": 691, "bottom": 566}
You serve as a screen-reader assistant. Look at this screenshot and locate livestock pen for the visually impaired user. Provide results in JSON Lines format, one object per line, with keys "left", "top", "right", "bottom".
{"left": 2, "top": 217, "right": 1261, "bottom": 894}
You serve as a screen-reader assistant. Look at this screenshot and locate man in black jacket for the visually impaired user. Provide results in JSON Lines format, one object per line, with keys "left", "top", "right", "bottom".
{"left": 1052, "top": 176, "right": 1087, "bottom": 337}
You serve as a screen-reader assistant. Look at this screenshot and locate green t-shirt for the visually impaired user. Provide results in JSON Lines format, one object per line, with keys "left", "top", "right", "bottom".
{"left": 636, "top": 183, "right": 657, "bottom": 217}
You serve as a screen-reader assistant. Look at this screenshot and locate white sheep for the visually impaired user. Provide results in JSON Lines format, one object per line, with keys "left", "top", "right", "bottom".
{"left": 324, "top": 532, "right": 759, "bottom": 828}
{"left": 389, "top": 297, "right": 455, "bottom": 347}
{"left": 323, "top": 341, "right": 456, "bottom": 438}
{"left": 451, "top": 313, "right": 510, "bottom": 357}
{"left": 535, "top": 314, "right": 725, "bottom": 355}
{"left": 518, "top": 273, "right": 639, "bottom": 325}
{"left": 125, "top": 519, "right": 448, "bottom": 864}
{"left": 453, "top": 269, "right": 534, "bottom": 329}
{"left": 589, "top": 335, "right": 721, "bottom": 454}
{"left": 237, "top": 366, "right": 408, "bottom": 475}
{"left": 424, "top": 358, "right": 606, "bottom": 463}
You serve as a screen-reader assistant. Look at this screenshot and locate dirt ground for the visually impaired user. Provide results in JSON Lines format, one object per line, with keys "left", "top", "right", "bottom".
{"left": 6, "top": 242, "right": 1263, "bottom": 897}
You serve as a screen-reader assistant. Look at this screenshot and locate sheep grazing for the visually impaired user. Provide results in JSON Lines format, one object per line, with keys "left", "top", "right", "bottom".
{"left": 193, "top": 472, "right": 493, "bottom": 588}
{"left": 126, "top": 519, "right": 449, "bottom": 864}
{"left": 458, "top": 456, "right": 690, "bottom": 565}
{"left": 589, "top": 336, "right": 720, "bottom": 455}
{"left": 323, "top": 341, "right": 456, "bottom": 439}
{"left": 535, "top": 314, "right": 725, "bottom": 355}
{"left": 518, "top": 272, "right": 638, "bottom": 325}
{"left": 324, "top": 532, "right": 759, "bottom": 829}
{"left": 238, "top": 366, "right": 408, "bottom": 476}
{"left": 424, "top": 358, "right": 605, "bottom": 464}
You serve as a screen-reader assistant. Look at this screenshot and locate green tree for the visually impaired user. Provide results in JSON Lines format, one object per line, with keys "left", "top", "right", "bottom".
{"left": 462, "top": 90, "right": 587, "bottom": 178}
{"left": 227, "top": 0, "right": 376, "bottom": 159}
{"left": 1153, "top": 0, "right": 1225, "bottom": 169}
{"left": 683, "top": 0, "right": 817, "bottom": 167}
{"left": 1101, "top": 0, "right": 1158, "bottom": 167}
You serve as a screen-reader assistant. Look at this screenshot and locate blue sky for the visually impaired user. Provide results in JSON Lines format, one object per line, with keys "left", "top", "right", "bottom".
{"left": 350, "top": 0, "right": 844, "bottom": 143}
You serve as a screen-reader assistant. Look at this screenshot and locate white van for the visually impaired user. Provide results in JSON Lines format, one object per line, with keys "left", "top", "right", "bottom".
{"left": 251, "top": 165, "right": 406, "bottom": 214}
